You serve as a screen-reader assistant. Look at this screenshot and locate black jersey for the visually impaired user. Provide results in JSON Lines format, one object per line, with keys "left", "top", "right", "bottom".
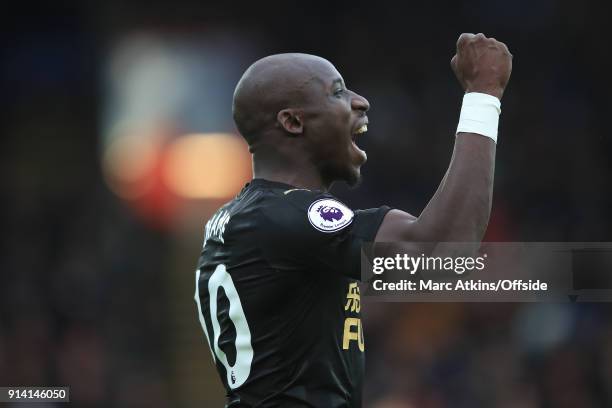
{"left": 195, "top": 178, "right": 390, "bottom": 407}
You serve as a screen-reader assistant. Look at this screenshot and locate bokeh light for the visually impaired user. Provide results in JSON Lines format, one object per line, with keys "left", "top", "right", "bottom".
{"left": 102, "top": 127, "right": 162, "bottom": 200}
{"left": 163, "top": 133, "right": 251, "bottom": 199}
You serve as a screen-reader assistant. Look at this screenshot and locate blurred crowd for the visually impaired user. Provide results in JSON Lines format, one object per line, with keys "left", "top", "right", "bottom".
{"left": 364, "top": 302, "right": 612, "bottom": 407}
{"left": 2, "top": 1, "right": 611, "bottom": 407}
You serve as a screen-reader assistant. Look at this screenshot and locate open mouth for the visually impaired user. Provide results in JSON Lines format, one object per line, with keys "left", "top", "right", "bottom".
{"left": 351, "top": 123, "right": 368, "bottom": 162}
{"left": 352, "top": 124, "right": 368, "bottom": 142}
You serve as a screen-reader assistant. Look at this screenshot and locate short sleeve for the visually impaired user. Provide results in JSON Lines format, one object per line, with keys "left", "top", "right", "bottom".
{"left": 258, "top": 190, "right": 391, "bottom": 280}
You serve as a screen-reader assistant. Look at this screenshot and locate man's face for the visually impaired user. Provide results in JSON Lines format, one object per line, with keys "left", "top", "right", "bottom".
{"left": 300, "top": 59, "right": 370, "bottom": 187}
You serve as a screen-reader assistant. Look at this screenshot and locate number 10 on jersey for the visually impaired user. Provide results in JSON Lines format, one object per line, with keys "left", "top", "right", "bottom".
{"left": 195, "top": 264, "right": 254, "bottom": 389}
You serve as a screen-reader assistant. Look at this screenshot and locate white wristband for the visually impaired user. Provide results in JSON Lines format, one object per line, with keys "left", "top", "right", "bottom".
{"left": 456, "top": 92, "right": 501, "bottom": 143}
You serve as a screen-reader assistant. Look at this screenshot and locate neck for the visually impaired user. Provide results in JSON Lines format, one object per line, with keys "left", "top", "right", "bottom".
{"left": 252, "top": 150, "right": 329, "bottom": 191}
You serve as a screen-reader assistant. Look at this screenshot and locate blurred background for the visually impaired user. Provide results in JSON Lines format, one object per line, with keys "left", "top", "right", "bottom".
{"left": 1, "top": 1, "right": 611, "bottom": 406}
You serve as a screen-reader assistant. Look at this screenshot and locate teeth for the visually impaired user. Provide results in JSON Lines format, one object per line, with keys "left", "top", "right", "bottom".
{"left": 355, "top": 124, "right": 368, "bottom": 134}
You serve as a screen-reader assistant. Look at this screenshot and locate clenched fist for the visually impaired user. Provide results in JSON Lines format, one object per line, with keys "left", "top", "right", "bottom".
{"left": 451, "top": 33, "right": 512, "bottom": 100}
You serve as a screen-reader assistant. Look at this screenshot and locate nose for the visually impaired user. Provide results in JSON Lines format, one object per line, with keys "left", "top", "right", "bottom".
{"left": 351, "top": 91, "right": 370, "bottom": 113}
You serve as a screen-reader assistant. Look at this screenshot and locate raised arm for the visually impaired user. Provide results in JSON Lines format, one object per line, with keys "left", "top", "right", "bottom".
{"left": 375, "top": 33, "right": 513, "bottom": 244}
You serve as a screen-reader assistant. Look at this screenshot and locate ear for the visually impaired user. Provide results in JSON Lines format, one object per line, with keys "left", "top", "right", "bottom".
{"left": 277, "top": 109, "right": 303, "bottom": 135}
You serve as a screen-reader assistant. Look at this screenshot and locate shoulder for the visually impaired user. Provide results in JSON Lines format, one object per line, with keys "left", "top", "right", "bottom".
{"left": 259, "top": 188, "right": 355, "bottom": 236}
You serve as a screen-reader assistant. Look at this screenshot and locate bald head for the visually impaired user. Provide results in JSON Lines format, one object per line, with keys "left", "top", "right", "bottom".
{"left": 232, "top": 53, "right": 336, "bottom": 147}
{"left": 233, "top": 53, "right": 371, "bottom": 188}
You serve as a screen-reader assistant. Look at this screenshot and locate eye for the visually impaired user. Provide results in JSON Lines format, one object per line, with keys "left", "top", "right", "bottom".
{"left": 333, "top": 88, "right": 345, "bottom": 97}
